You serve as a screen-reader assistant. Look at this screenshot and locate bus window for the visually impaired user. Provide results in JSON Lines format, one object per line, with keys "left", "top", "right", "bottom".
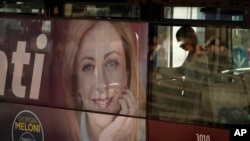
{"left": 148, "top": 25, "right": 250, "bottom": 126}
{"left": 0, "top": 1, "right": 44, "bottom": 15}
{"left": 163, "top": 6, "right": 244, "bottom": 22}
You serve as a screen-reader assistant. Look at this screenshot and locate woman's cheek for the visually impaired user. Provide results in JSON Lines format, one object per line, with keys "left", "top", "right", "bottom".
{"left": 78, "top": 76, "right": 95, "bottom": 103}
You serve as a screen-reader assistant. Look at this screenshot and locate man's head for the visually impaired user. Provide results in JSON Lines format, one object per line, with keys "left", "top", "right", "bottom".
{"left": 176, "top": 26, "right": 198, "bottom": 52}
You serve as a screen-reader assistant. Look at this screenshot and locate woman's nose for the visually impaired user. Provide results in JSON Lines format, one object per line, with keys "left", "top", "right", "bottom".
{"left": 96, "top": 66, "right": 108, "bottom": 92}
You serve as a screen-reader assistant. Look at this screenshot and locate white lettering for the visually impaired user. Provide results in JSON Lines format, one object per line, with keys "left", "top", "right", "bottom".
{"left": 196, "top": 133, "right": 210, "bottom": 141}
{"left": 1, "top": 34, "right": 47, "bottom": 99}
{"left": 29, "top": 53, "right": 44, "bottom": 99}
{"left": 241, "top": 129, "right": 247, "bottom": 135}
{"left": 234, "top": 129, "right": 247, "bottom": 136}
{"left": 0, "top": 50, "right": 8, "bottom": 96}
{"left": 11, "top": 41, "right": 31, "bottom": 98}
{"left": 234, "top": 129, "right": 241, "bottom": 136}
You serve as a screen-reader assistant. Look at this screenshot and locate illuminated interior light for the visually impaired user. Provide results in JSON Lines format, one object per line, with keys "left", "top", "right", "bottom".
{"left": 16, "top": 1, "right": 23, "bottom": 5}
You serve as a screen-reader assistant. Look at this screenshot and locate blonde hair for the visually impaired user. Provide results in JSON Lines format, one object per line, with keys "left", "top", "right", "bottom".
{"left": 61, "top": 20, "right": 145, "bottom": 141}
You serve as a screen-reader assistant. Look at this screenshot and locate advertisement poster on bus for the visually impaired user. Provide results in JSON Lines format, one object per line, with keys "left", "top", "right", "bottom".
{"left": 0, "top": 17, "right": 52, "bottom": 105}
{"left": 51, "top": 19, "right": 148, "bottom": 141}
{"left": 51, "top": 19, "right": 148, "bottom": 116}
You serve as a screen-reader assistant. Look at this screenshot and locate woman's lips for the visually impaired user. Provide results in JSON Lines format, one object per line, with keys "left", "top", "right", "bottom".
{"left": 92, "top": 97, "right": 114, "bottom": 110}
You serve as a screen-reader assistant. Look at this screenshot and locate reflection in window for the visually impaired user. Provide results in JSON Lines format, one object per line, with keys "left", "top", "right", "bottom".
{"left": 148, "top": 25, "right": 250, "bottom": 126}
{"left": 0, "top": 1, "right": 44, "bottom": 15}
{"left": 63, "top": 3, "right": 140, "bottom": 19}
{"left": 163, "top": 6, "right": 243, "bottom": 22}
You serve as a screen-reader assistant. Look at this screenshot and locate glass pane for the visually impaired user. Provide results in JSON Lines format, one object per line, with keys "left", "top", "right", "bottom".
{"left": 64, "top": 2, "right": 140, "bottom": 19}
{"left": 163, "top": 6, "right": 244, "bottom": 22}
{"left": 0, "top": 1, "right": 44, "bottom": 15}
{"left": 148, "top": 25, "right": 250, "bottom": 126}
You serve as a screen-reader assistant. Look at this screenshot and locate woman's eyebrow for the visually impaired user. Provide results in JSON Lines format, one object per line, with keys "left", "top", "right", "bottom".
{"left": 80, "top": 56, "right": 94, "bottom": 62}
{"left": 104, "top": 51, "right": 120, "bottom": 59}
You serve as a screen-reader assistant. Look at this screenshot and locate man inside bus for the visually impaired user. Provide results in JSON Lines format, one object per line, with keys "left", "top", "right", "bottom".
{"left": 157, "top": 26, "right": 209, "bottom": 120}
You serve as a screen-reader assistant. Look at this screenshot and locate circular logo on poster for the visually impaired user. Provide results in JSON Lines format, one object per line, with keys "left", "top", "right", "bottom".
{"left": 12, "top": 110, "right": 44, "bottom": 141}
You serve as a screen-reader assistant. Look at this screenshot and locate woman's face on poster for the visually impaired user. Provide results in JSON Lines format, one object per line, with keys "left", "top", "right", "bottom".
{"left": 75, "top": 22, "right": 128, "bottom": 113}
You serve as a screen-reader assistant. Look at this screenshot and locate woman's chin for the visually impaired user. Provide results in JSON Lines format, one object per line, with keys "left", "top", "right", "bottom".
{"left": 90, "top": 106, "right": 120, "bottom": 114}
{"left": 87, "top": 112, "right": 116, "bottom": 128}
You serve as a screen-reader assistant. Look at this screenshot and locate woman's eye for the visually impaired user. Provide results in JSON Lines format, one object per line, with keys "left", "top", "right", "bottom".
{"left": 82, "top": 64, "right": 95, "bottom": 72}
{"left": 105, "top": 60, "right": 119, "bottom": 68}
